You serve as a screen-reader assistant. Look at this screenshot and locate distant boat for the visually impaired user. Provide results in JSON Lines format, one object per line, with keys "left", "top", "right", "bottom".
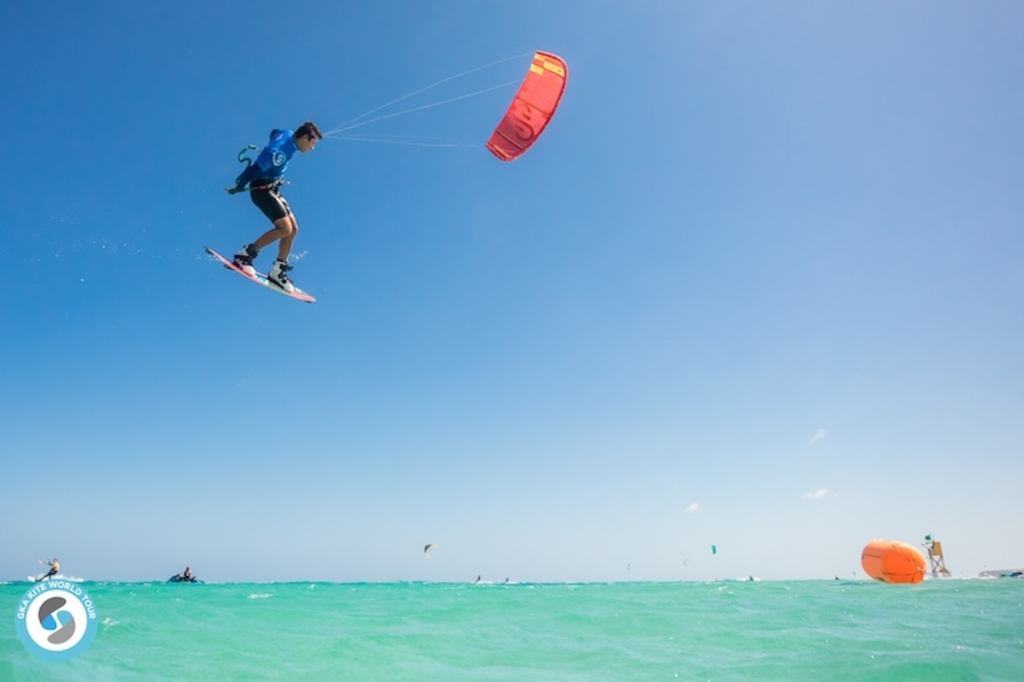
{"left": 168, "top": 574, "right": 204, "bottom": 584}
{"left": 978, "top": 569, "right": 1023, "bottom": 579}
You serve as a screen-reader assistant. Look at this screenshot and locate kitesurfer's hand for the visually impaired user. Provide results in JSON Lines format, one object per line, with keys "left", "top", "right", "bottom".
{"left": 226, "top": 186, "right": 243, "bottom": 195}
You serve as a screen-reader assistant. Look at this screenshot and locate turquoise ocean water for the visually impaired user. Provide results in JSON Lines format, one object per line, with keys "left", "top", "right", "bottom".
{"left": 1, "top": 579, "right": 1021, "bottom": 681}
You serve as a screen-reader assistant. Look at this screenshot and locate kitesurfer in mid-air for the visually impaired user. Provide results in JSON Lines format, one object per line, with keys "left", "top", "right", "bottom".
{"left": 227, "top": 121, "right": 323, "bottom": 293}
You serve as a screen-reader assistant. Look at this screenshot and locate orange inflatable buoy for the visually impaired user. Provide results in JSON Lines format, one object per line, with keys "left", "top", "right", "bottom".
{"left": 861, "top": 539, "right": 927, "bottom": 584}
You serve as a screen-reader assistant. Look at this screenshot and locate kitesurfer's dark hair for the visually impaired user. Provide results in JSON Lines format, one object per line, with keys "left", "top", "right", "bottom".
{"left": 296, "top": 121, "right": 323, "bottom": 141}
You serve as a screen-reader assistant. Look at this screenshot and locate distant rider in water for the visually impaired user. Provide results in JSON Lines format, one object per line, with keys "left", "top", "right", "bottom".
{"left": 41, "top": 558, "right": 59, "bottom": 580}
{"left": 227, "top": 121, "right": 323, "bottom": 293}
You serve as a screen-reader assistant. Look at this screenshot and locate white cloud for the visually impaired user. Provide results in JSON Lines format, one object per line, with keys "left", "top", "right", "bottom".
{"left": 802, "top": 488, "right": 830, "bottom": 500}
{"left": 684, "top": 502, "right": 699, "bottom": 513}
{"left": 809, "top": 428, "right": 828, "bottom": 445}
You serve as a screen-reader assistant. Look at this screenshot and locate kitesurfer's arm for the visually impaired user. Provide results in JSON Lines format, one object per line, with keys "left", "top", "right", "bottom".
{"left": 231, "top": 162, "right": 262, "bottom": 193}
{"left": 229, "top": 142, "right": 278, "bottom": 192}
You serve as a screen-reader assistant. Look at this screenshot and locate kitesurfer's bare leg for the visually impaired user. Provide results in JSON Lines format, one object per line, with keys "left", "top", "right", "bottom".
{"left": 252, "top": 214, "right": 298, "bottom": 262}
{"left": 255, "top": 213, "right": 299, "bottom": 292}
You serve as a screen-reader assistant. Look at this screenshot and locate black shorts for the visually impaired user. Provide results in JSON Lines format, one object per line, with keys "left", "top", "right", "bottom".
{"left": 250, "top": 182, "right": 292, "bottom": 223}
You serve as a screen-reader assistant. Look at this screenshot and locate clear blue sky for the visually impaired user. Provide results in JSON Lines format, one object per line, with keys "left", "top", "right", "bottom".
{"left": 2, "top": 1, "right": 1022, "bottom": 583}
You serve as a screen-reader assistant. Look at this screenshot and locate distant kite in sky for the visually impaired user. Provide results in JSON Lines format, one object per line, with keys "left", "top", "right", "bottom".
{"left": 423, "top": 543, "right": 436, "bottom": 557}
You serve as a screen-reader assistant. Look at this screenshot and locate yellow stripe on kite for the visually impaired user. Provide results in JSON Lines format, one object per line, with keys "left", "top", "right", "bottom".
{"left": 542, "top": 62, "right": 565, "bottom": 77}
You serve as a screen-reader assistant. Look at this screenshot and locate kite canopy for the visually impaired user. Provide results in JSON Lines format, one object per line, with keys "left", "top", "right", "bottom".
{"left": 486, "top": 51, "right": 567, "bottom": 161}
